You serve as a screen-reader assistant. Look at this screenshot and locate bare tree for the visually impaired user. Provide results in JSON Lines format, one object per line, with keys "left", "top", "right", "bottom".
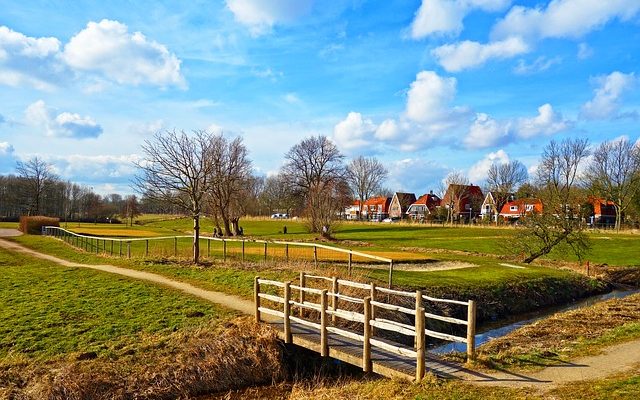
{"left": 260, "top": 174, "right": 300, "bottom": 216}
{"left": 345, "top": 156, "right": 388, "bottom": 220}
{"left": 487, "top": 160, "right": 529, "bottom": 217}
{"left": 16, "top": 157, "right": 58, "bottom": 215}
{"left": 121, "top": 195, "right": 141, "bottom": 226}
{"left": 442, "top": 171, "right": 469, "bottom": 223}
{"left": 134, "top": 130, "right": 216, "bottom": 263}
{"left": 585, "top": 138, "right": 640, "bottom": 231}
{"left": 516, "top": 138, "right": 591, "bottom": 263}
{"left": 281, "top": 135, "right": 345, "bottom": 234}
{"left": 206, "top": 135, "right": 253, "bottom": 236}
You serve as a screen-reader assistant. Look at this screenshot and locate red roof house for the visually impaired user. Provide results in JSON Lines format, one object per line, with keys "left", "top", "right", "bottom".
{"left": 406, "top": 192, "right": 441, "bottom": 219}
{"left": 499, "top": 198, "right": 543, "bottom": 219}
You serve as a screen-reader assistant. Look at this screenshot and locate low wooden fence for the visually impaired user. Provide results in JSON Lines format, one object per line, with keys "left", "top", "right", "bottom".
{"left": 42, "top": 226, "right": 398, "bottom": 286}
{"left": 255, "top": 273, "right": 476, "bottom": 381}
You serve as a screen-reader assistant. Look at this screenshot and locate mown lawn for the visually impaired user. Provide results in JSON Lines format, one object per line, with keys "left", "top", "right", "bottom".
{"left": 0, "top": 246, "right": 234, "bottom": 360}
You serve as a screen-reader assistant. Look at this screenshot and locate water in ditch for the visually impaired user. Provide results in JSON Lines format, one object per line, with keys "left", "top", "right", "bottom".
{"left": 431, "top": 288, "right": 640, "bottom": 354}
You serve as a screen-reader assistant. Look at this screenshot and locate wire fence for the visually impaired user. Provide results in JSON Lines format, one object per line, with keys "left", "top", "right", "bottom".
{"left": 43, "top": 226, "right": 398, "bottom": 286}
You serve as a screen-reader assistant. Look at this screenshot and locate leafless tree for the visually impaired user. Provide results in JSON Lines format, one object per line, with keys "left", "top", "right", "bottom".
{"left": 487, "top": 160, "right": 529, "bottom": 217}
{"left": 121, "top": 195, "right": 141, "bottom": 226}
{"left": 442, "top": 171, "right": 469, "bottom": 223}
{"left": 345, "top": 156, "right": 388, "bottom": 220}
{"left": 260, "top": 173, "right": 300, "bottom": 216}
{"left": 281, "top": 135, "right": 345, "bottom": 234}
{"left": 585, "top": 138, "right": 640, "bottom": 231}
{"left": 15, "top": 157, "right": 58, "bottom": 215}
{"left": 516, "top": 138, "right": 591, "bottom": 263}
{"left": 206, "top": 135, "right": 253, "bottom": 236}
{"left": 134, "top": 130, "right": 216, "bottom": 263}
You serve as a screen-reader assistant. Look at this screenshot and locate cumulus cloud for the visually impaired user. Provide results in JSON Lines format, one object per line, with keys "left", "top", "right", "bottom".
{"left": 515, "top": 103, "right": 570, "bottom": 138}
{"left": 374, "top": 119, "right": 400, "bottom": 141}
{"left": 25, "top": 100, "right": 103, "bottom": 139}
{"left": 405, "top": 71, "right": 458, "bottom": 122}
{"left": 464, "top": 113, "right": 510, "bottom": 149}
{"left": 581, "top": 71, "right": 637, "bottom": 120}
{"left": 62, "top": 20, "right": 185, "bottom": 88}
{"left": 468, "top": 149, "right": 510, "bottom": 183}
{"left": 0, "top": 141, "right": 16, "bottom": 172}
{"left": 409, "top": 0, "right": 510, "bottom": 39}
{"left": 226, "top": 0, "right": 313, "bottom": 35}
{"left": 0, "top": 25, "right": 63, "bottom": 90}
{"left": 386, "top": 158, "right": 449, "bottom": 193}
{"left": 0, "top": 141, "right": 14, "bottom": 155}
{"left": 333, "top": 112, "right": 377, "bottom": 151}
{"left": 432, "top": 36, "right": 528, "bottom": 72}
{"left": 491, "top": 0, "right": 640, "bottom": 42}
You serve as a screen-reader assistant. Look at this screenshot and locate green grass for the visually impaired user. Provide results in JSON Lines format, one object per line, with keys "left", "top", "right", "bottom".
{"left": 0, "top": 246, "right": 234, "bottom": 360}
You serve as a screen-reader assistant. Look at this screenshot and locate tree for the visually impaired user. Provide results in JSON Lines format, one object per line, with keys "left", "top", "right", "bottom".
{"left": 442, "top": 171, "right": 470, "bottom": 223}
{"left": 206, "top": 135, "right": 253, "bottom": 236}
{"left": 487, "top": 160, "right": 528, "bottom": 218}
{"left": 134, "top": 130, "right": 216, "bottom": 264}
{"left": 345, "top": 156, "right": 388, "bottom": 220}
{"left": 121, "top": 195, "right": 141, "bottom": 226}
{"left": 15, "top": 157, "right": 58, "bottom": 215}
{"left": 281, "top": 135, "right": 345, "bottom": 235}
{"left": 516, "top": 138, "right": 591, "bottom": 263}
{"left": 585, "top": 138, "right": 640, "bottom": 231}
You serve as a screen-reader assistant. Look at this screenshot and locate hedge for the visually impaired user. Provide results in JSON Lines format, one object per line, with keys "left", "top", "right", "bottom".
{"left": 19, "top": 216, "right": 60, "bottom": 235}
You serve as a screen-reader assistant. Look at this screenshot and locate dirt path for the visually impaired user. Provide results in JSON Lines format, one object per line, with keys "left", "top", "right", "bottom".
{"left": 0, "top": 233, "right": 254, "bottom": 315}
{"left": 1, "top": 230, "right": 638, "bottom": 389}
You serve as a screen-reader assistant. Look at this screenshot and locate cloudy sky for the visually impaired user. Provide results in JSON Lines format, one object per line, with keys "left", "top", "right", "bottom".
{"left": 1, "top": 0, "right": 639, "bottom": 195}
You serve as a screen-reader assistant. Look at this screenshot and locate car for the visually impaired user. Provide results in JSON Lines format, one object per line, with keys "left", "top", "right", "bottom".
{"left": 382, "top": 218, "right": 393, "bottom": 223}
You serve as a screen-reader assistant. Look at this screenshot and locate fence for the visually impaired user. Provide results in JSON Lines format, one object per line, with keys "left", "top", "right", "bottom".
{"left": 42, "top": 226, "right": 398, "bottom": 286}
{"left": 254, "top": 273, "right": 476, "bottom": 381}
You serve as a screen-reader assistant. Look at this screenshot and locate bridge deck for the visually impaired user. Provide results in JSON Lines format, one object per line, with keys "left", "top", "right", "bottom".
{"left": 269, "top": 321, "right": 468, "bottom": 380}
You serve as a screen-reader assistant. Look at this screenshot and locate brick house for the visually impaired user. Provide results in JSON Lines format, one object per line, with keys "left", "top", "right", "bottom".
{"left": 441, "top": 184, "right": 484, "bottom": 220}
{"left": 389, "top": 192, "right": 417, "bottom": 220}
{"left": 499, "top": 198, "right": 543, "bottom": 219}
{"left": 406, "top": 191, "right": 441, "bottom": 220}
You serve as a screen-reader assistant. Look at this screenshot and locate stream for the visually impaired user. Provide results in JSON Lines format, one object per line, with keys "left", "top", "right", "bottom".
{"left": 431, "top": 288, "right": 640, "bottom": 354}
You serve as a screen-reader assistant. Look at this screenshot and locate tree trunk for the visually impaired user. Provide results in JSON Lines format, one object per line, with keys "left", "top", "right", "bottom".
{"left": 222, "top": 217, "right": 232, "bottom": 236}
{"left": 231, "top": 217, "right": 240, "bottom": 236}
{"left": 193, "top": 215, "right": 200, "bottom": 264}
{"left": 615, "top": 206, "right": 622, "bottom": 232}
{"left": 523, "top": 232, "right": 568, "bottom": 263}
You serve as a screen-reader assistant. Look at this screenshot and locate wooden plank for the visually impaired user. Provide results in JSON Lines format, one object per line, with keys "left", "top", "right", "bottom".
{"left": 290, "top": 284, "right": 324, "bottom": 295}
{"left": 326, "top": 326, "right": 364, "bottom": 342}
{"left": 326, "top": 309, "right": 365, "bottom": 323}
{"left": 258, "top": 279, "right": 285, "bottom": 287}
{"left": 290, "top": 316, "right": 321, "bottom": 331}
{"left": 425, "top": 329, "right": 467, "bottom": 343}
{"left": 369, "top": 338, "right": 417, "bottom": 358}
{"left": 424, "top": 312, "right": 468, "bottom": 325}
{"left": 422, "top": 294, "right": 469, "bottom": 306}
{"left": 258, "top": 293, "right": 285, "bottom": 304}
{"left": 371, "top": 300, "right": 415, "bottom": 315}
{"left": 337, "top": 279, "right": 371, "bottom": 290}
{"left": 258, "top": 307, "right": 284, "bottom": 318}
{"left": 289, "top": 300, "right": 321, "bottom": 312}
{"left": 329, "top": 292, "right": 365, "bottom": 304}
{"left": 370, "top": 319, "right": 415, "bottom": 337}
{"left": 304, "top": 274, "right": 334, "bottom": 281}
{"left": 376, "top": 286, "right": 414, "bottom": 298}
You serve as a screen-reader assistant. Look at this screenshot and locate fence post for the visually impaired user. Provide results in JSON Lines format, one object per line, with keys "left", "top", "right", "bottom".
{"left": 320, "top": 289, "right": 328, "bottom": 357}
{"left": 331, "top": 277, "right": 338, "bottom": 323}
{"left": 388, "top": 260, "right": 394, "bottom": 288}
{"left": 207, "top": 239, "right": 211, "bottom": 258}
{"left": 223, "top": 239, "right": 227, "bottom": 262}
{"left": 119, "top": 241, "right": 122, "bottom": 257}
{"left": 415, "top": 305, "right": 426, "bottom": 381}
{"left": 284, "top": 281, "right": 292, "bottom": 344}
{"left": 415, "top": 290, "right": 423, "bottom": 348}
{"left": 370, "top": 282, "right": 377, "bottom": 336}
{"left": 145, "top": 240, "right": 149, "bottom": 257}
{"left": 127, "top": 242, "right": 131, "bottom": 259}
{"left": 314, "top": 246, "right": 318, "bottom": 267}
{"left": 467, "top": 300, "right": 476, "bottom": 362}
{"left": 96, "top": 238, "right": 99, "bottom": 254}
{"left": 110, "top": 240, "right": 114, "bottom": 256}
{"left": 242, "top": 240, "right": 245, "bottom": 261}
{"left": 363, "top": 296, "right": 372, "bottom": 373}
{"left": 264, "top": 242, "right": 267, "bottom": 262}
{"left": 299, "top": 272, "right": 306, "bottom": 317}
{"left": 285, "top": 244, "right": 289, "bottom": 262}
{"left": 174, "top": 237, "right": 178, "bottom": 257}
{"left": 348, "top": 252, "right": 352, "bottom": 275}
{"left": 254, "top": 276, "right": 261, "bottom": 323}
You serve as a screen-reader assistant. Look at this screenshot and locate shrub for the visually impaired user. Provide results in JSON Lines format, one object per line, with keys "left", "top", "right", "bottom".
{"left": 19, "top": 216, "right": 60, "bottom": 234}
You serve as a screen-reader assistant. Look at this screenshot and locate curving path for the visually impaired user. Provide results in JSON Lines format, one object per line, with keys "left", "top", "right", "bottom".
{"left": 1, "top": 229, "right": 638, "bottom": 389}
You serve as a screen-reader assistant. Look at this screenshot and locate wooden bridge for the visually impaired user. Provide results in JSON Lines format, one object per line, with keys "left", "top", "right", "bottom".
{"left": 254, "top": 273, "right": 477, "bottom": 381}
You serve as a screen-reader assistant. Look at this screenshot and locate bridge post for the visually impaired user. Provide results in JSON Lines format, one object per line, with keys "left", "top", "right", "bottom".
{"left": 284, "top": 281, "right": 292, "bottom": 344}
{"left": 254, "top": 276, "right": 261, "bottom": 323}
{"left": 299, "top": 272, "right": 306, "bottom": 317}
{"left": 370, "top": 282, "right": 376, "bottom": 336}
{"left": 331, "top": 277, "right": 338, "bottom": 323}
{"left": 320, "top": 289, "right": 328, "bottom": 356}
{"left": 467, "top": 300, "right": 476, "bottom": 362}
{"left": 363, "top": 296, "right": 372, "bottom": 373}
{"left": 415, "top": 305, "right": 426, "bottom": 381}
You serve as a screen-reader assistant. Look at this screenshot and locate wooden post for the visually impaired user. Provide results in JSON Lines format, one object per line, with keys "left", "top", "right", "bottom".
{"left": 320, "top": 289, "right": 328, "bottom": 357}
{"left": 415, "top": 305, "right": 426, "bottom": 381}
{"left": 95, "top": 238, "right": 99, "bottom": 254}
{"left": 299, "top": 272, "right": 306, "bottom": 317}
{"left": 145, "top": 240, "right": 149, "bottom": 257}
{"left": 331, "top": 277, "right": 338, "bottom": 323}
{"left": 370, "top": 282, "right": 377, "bottom": 336}
{"left": 119, "top": 241, "right": 122, "bottom": 257}
{"left": 174, "top": 237, "right": 178, "bottom": 257}
{"left": 223, "top": 239, "right": 227, "bottom": 262}
{"left": 285, "top": 244, "right": 289, "bottom": 262}
{"left": 586, "top": 260, "right": 590, "bottom": 276}
{"left": 263, "top": 242, "right": 267, "bottom": 262}
{"left": 363, "top": 296, "right": 372, "bottom": 373}
{"left": 348, "top": 252, "right": 352, "bottom": 275}
{"left": 127, "top": 242, "right": 131, "bottom": 259}
{"left": 388, "top": 260, "right": 394, "bottom": 288}
{"left": 242, "top": 240, "right": 245, "bottom": 262}
{"left": 467, "top": 300, "right": 477, "bottom": 362}
{"left": 284, "top": 281, "right": 292, "bottom": 344}
{"left": 207, "top": 239, "right": 210, "bottom": 258}
{"left": 313, "top": 246, "right": 318, "bottom": 267}
{"left": 415, "top": 290, "right": 423, "bottom": 348}
{"left": 254, "top": 276, "right": 261, "bottom": 323}
{"left": 110, "top": 240, "right": 114, "bottom": 256}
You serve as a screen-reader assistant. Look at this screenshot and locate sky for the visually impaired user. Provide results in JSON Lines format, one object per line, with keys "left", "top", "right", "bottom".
{"left": 0, "top": 0, "right": 639, "bottom": 195}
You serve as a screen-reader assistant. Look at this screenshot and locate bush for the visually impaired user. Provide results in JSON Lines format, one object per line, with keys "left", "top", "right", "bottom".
{"left": 19, "top": 216, "right": 60, "bottom": 234}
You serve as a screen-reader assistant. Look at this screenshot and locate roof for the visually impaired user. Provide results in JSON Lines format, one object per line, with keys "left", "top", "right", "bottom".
{"left": 364, "top": 196, "right": 390, "bottom": 207}
{"left": 411, "top": 193, "right": 441, "bottom": 208}
{"left": 499, "top": 198, "right": 543, "bottom": 216}
{"left": 392, "top": 192, "right": 417, "bottom": 207}
{"left": 588, "top": 196, "right": 616, "bottom": 216}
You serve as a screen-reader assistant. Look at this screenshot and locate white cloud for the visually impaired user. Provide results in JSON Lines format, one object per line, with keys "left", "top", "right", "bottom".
{"left": 432, "top": 36, "right": 528, "bottom": 72}
{"left": 515, "top": 103, "right": 570, "bottom": 138}
{"left": 581, "top": 71, "right": 637, "bottom": 120}
{"left": 405, "top": 71, "right": 458, "bottom": 123}
{"left": 464, "top": 113, "right": 510, "bottom": 149}
{"left": 0, "top": 141, "right": 14, "bottom": 155}
{"left": 0, "top": 141, "right": 16, "bottom": 172}
{"left": 283, "top": 92, "right": 302, "bottom": 104}
{"left": 25, "top": 100, "right": 103, "bottom": 139}
{"left": 387, "top": 158, "right": 449, "bottom": 194}
{"left": 226, "top": 0, "right": 313, "bottom": 35}
{"left": 206, "top": 123, "right": 224, "bottom": 134}
{"left": 513, "top": 56, "right": 561, "bottom": 75}
{"left": 468, "top": 149, "right": 510, "bottom": 183}
{"left": 409, "top": 0, "right": 510, "bottom": 39}
{"left": 62, "top": 19, "right": 185, "bottom": 88}
{"left": 374, "top": 119, "right": 400, "bottom": 140}
{"left": 577, "top": 42, "right": 593, "bottom": 59}
{"left": 492, "top": 0, "right": 640, "bottom": 42}
{"left": 333, "top": 112, "right": 377, "bottom": 151}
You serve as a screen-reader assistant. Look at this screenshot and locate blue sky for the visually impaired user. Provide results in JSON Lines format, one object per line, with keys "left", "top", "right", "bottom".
{"left": 0, "top": 0, "right": 639, "bottom": 195}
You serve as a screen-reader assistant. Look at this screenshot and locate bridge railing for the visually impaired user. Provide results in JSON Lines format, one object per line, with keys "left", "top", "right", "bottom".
{"left": 254, "top": 273, "right": 477, "bottom": 381}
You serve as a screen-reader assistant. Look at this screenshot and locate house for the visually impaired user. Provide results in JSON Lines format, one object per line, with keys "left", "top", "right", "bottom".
{"left": 499, "top": 198, "right": 543, "bottom": 219}
{"left": 406, "top": 191, "right": 441, "bottom": 220}
{"left": 441, "top": 184, "right": 484, "bottom": 220}
{"left": 362, "top": 196, "right": 392, "bottom": 221}
{"left": 588, "top": 197, "right": 616, "bottom": 226}
{"left": 481, "top": 192, "right": 514, "bottom": 222}
{"left": 389, "top": 192, "right": 417, "bottom": 219}
{"left": 344, "top": 201, "right": 361, "bottom": 220}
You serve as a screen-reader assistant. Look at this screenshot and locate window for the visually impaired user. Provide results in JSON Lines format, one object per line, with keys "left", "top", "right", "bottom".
{"left": 525, "top": 204, "right": 534, "bottom": 212}
{"left": 510, "top": 206, "right": 518, "bottom": 212}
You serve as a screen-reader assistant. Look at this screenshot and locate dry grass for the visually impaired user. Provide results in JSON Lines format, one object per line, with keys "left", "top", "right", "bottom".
{"left": 2, "top": 317, "right": 285, "bottom": 400}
